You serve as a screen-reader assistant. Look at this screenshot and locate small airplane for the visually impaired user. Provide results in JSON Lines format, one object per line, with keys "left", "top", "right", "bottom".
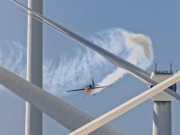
{"left": 66, "top": 79, "right": 107, "bottom": 94}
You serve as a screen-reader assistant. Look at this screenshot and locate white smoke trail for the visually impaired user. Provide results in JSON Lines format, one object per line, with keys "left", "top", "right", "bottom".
{"left": 90, "top": 29, "right": 153, "bottom": 93}
{"left": 0, "top": 28, "right": 153, "bottom": 95}
{"left": 44, "top": 28, "right": 153, "bottom": 95}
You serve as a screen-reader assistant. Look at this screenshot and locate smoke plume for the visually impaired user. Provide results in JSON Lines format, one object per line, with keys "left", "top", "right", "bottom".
{"left": 91, "top": 29, "right": 153, "bottom": 93}
{"left": 0, "top": 28, "right": 153, "bottom": 95}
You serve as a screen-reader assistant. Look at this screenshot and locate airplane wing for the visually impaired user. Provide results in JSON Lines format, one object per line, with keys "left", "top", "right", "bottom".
{"left": 66, "top": 89, "right": 85, "bottom": 92}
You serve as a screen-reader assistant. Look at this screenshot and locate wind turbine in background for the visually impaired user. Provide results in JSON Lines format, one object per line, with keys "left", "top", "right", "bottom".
{"left": 8, "top": 0, "right": 180, "bottom": 135}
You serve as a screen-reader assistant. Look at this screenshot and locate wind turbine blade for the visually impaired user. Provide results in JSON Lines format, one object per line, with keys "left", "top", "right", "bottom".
{"left": 164, "top": 89, "right": 180, "bottom": 101}
{"left": 0, "top": 66, "right": 125, "bottom": 135}
{"left": 69, "top": 72, "right": 180, "bottom": 135}
{"left": 11, "top": 0, "right": 180, "bottom": 101}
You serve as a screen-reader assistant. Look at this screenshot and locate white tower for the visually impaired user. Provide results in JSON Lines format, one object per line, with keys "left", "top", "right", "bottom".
{"left": 151, "top": 64, "right": 176, "bottom": 135}
{"left": 25, "top": 0, "right": 43, "bottom": 135}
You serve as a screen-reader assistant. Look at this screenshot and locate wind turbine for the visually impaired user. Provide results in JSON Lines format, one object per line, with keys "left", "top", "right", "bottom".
{"left": 11, "top": 0, "right": 180, "bottom": 135}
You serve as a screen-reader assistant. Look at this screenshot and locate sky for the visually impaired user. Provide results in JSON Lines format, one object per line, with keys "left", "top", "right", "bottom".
{"left": 0, "top": 0, "right": 180, "bottom": 135}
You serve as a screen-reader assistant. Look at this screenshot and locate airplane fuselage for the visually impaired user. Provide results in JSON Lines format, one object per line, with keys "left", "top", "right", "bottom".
{"left": 85, "top": 85, "right": 93, "bottom": 93}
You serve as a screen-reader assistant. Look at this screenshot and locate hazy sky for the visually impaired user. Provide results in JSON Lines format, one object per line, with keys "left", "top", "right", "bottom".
{"left": 0, "top": 0, "right": 180, "bottom": 135}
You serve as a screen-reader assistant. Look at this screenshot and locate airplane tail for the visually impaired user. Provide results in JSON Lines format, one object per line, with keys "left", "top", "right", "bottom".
{"left": 92, "top": 79, "right": 95, "bottom": 86}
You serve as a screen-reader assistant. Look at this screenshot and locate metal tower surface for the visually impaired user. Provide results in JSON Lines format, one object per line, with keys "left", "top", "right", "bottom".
{"left": 151, "top": 70, "right": 176, "bottom": 135}
{"left": 26, "top": 0, "right": 43, "bottom": 135}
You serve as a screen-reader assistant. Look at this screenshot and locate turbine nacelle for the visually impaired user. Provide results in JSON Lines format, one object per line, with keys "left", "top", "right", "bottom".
{"left": 150, "top": 70, "right": 177, "bottom": 101}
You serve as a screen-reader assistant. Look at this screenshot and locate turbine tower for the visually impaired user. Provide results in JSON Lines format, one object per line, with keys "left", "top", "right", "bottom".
{"left": 26, "top": 0, "right": 43, "bottom": 135}
{"left": 151, "top": 65, "right": 176, "bottom": 135}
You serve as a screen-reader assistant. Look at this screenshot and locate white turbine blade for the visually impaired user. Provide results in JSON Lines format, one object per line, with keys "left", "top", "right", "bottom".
{"left": 165, "top": 89, "right": 180, "bottom": 101}
{"left": 0, "top": 66, "right": 124, "bottom": 135}
{"left": 11, "top": 0, "right": 180, "bottom": 101}
{"left": 69, "top": 73, "right": 180, "bottom": 135}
